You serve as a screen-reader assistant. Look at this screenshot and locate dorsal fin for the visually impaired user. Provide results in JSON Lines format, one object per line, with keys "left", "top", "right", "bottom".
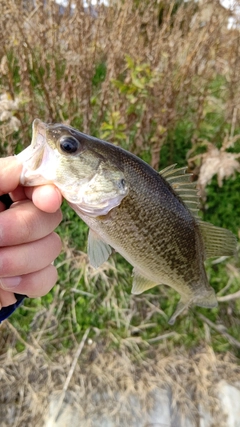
{"left": 159, "top": 165, "right": 237, "bottom": 259}
{"left": 160, "top": 164, "right": 199, "bottom": 217}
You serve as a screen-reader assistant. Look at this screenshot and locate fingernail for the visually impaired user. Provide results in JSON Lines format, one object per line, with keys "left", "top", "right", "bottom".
{"left": 0, "top": 276, "right": 22, "bottom": 290}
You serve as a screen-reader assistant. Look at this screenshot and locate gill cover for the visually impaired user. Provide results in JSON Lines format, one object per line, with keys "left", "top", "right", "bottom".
{"left": 18, "top": 119, "right": 129, "bottom": 217}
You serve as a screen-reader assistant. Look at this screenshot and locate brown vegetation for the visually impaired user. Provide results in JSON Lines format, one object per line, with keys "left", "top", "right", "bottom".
{"left": 1, "top": 0, "right": 240, "bottom": 172}
{"left": 1, "top": 320, "right": 240, "bottom": 426}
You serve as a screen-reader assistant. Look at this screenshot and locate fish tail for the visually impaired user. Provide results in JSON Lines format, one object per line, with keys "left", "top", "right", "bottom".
{"left": 195, "top": 288, "right": 218, "bottom": 309}
{"left": 168, "top": 288, "right": 218, "bottom": 325}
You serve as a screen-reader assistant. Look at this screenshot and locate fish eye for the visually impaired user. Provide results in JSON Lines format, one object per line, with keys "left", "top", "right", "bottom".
{"left": 59, "top": 136, "right": 80, "bottom": 154}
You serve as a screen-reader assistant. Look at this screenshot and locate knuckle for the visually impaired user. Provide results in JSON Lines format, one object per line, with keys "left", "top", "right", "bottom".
{"left": 0, "top": 249, "right": 13, "bottom": 276}
{"left": 52, "top": 232, "right": 62, "bottom": 252}
{"left": 21, "top": 213, "right": 33, "bottom": 241}
{"left": 9, "top": 202, "right": 34, "bottom": 243}
{"left": 27, "top": 265, "right": 58, "bottom": 298}
{"left": 55, "top": 209, "right": 63, "bottom": 225}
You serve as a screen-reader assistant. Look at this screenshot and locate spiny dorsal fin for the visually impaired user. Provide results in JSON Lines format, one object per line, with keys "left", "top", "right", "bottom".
{"left": 160, "top": 164, "right": 199, "bottom": 217}
{"left": 198, "top": 220, "right": 237, "bottom": 258}
{"left": 159, "top": 164, "right": 178, "bottom": 176}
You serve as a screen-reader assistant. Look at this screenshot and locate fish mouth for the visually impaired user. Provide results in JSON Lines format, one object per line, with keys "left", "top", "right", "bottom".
{"left": 17, "top": 119, "right": 129, "bottom": 217}
{"left": 30, "top": 118, "right": 47, "bottom": 150}
{"left": 17, "top": 119, "right": 58, "bottom": 186}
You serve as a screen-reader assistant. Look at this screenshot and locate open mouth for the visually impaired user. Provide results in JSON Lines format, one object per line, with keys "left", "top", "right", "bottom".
{"left": 31, "top": 118, "right": 47, "bottom": 150}
{"left": 17, "top": 119, "right": 46, "bottom": 168}
{"left": 16, "top": 119, "right": 56, "bottom": 186}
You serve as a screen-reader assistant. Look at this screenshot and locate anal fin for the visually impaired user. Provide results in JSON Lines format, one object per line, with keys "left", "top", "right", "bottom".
{"left": 88, "top": 229, "right": 112, "bottom": 269}
{"left": 131, "top": 269, "right": 159, "bottom": 295}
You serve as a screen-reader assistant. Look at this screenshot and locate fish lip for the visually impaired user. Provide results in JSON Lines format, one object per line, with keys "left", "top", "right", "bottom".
{"left": 17, "top": 119, "right": 56, "bottom": 186}
{"left": 31, "top": 118, "right": 47, "bottom": 150}
{"left": 17, "top": 118, "right": 47, "bottom": 166}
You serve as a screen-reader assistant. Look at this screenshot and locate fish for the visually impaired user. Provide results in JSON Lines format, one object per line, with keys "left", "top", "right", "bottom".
{"left": 12, "top": 118, "right": 237, "bottom": 324}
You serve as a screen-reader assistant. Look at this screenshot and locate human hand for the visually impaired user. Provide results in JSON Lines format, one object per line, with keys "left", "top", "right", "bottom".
{"left": 0, "top": 156, "right": 63, "bottom": 315}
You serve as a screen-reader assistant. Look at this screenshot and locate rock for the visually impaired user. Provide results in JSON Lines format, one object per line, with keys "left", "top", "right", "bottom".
{"left": 44, "top": 382, "right": 240, "bottom": 427}
{"left": 217, "top": 381, "right": 240, "bottom": 427}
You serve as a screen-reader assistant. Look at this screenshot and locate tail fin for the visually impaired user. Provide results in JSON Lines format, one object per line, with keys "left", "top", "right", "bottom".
{"left": 168, "top": 288, "right": 218, "bottom": 325}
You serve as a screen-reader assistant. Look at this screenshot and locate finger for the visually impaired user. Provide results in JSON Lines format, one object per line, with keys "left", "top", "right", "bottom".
{"left": 0, "top": 200, "right": 63, "bottom": 247}
{"left": 10, "top": 186, "right": 27, "bottom": 202}
{"left": 0, "top": 289, "right": 17, "bottom": 307}
{"left": 0, "top": 264, "right": 58, "bottom": 298}
{"left": 0, "top": 232, "right": 62, "bottom": 278}
{"left": 0, "top": 157, "right": 22, "bottom": 195}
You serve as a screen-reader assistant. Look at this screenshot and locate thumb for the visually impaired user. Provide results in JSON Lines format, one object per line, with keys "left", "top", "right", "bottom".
{"left": 0, "top": 156, "right": 22, "bottom": 195}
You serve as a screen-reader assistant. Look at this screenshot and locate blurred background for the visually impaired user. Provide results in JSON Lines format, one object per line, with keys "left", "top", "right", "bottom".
{"left": 0, "top": 0, "right": 240, "bottom": 425}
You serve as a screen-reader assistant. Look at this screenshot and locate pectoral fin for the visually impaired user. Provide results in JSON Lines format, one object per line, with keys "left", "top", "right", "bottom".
{"left": 87, "top": 229, "right": 112, "bottom": 269}
{"left": 131, "top": 269, "right": 159, "bottom": 295}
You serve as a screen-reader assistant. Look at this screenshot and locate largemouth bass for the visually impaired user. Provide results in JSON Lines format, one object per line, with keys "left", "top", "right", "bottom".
{"left": 17, "top": 119, "right": 237, "bottom": 324}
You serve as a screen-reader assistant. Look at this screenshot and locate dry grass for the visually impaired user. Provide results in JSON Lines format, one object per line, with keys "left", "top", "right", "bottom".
{"left": 1, "top": 249, "right": 240, "bottom": 425}
{"left": 1, "top": 323, "right": 240, "bottom": 427}
{"left": 1, "top": 0, "right": 240, "bottom": 168}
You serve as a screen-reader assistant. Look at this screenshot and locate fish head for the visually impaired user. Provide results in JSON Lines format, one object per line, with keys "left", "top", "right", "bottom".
{"left": 18, "top": 119, "right": 128, "bottom": 216}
